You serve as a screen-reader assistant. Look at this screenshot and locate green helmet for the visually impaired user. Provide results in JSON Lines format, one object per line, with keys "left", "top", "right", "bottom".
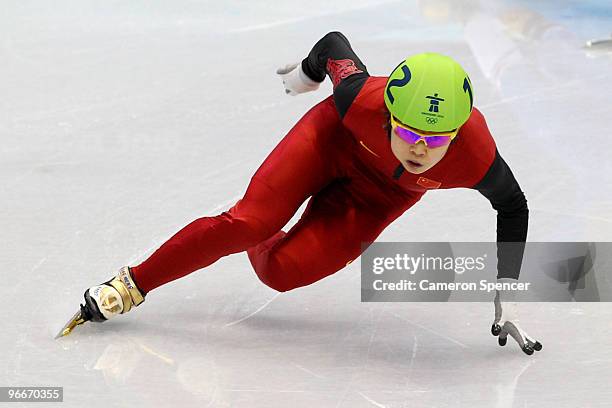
{"left": 384, "top": 53, "right": 474, "bottom": 133}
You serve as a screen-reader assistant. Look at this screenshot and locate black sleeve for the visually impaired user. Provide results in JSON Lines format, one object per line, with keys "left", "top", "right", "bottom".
{"left": 301, "top": 32, "right": 370, "bottom": 119}
{"left": 473, "top": 150, "right": 529, "bottom": 280}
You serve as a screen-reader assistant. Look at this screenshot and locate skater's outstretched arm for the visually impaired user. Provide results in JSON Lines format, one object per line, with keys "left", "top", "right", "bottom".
{"left": 302, "top": 32, "right": 369, "bottom": 118}
{"left": 278, "top": 32, "right": 370, "bottom": 118}
{"left": 473, "top": 149, "right": 528, "bottom": 280}
{"left": 472, "top": 151, "right": 541, "bottom": 355}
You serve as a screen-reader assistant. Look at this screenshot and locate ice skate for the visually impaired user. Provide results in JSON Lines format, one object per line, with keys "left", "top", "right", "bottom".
{"left": 55, "top": 266, "right": 145, "bottom": 338}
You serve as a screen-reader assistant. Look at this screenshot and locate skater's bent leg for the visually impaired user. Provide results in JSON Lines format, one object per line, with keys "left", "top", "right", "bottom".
{"left": 247, "top": 180, "right": 420, "bottom": 292}
{"left": 131, "top": 97, "right": 343, "bottom": 293}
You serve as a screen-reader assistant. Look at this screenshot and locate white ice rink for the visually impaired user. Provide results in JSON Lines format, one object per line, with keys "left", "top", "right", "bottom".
{"left": 2, "top": 0, "right": 612, "bottom": 406}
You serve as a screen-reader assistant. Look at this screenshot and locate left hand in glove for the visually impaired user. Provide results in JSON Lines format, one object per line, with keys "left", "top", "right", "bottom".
{"left": 276, "top": 62, "right": 321, "bottom": 96}
{"left": 491, "top": 279, "right": 543, "bottom": 355}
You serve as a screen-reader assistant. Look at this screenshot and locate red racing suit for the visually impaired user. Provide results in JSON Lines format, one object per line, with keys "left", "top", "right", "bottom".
{"left": 131, "top": 32, "right": 528, "bottom": 294}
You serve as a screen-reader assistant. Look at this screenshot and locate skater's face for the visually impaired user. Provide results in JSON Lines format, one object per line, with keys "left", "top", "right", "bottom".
{"left": 390, "top": 119, "right": 454, "bottom": 174}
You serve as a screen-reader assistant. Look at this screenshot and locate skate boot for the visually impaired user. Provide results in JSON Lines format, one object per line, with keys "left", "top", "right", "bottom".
{"left": 55, "top": 266, "right": 145, "bottom": 338}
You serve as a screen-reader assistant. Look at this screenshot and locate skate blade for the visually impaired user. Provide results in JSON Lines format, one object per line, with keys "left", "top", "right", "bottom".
{"left": 55, "top": 310, "right": 87, "bottom": 339}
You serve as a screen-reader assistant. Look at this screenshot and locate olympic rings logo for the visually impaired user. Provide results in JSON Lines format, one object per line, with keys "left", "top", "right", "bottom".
{"left": 425, "top": 117, "right": 438, "bottom": 124}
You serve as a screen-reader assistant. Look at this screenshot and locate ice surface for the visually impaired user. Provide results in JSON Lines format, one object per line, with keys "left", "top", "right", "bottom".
{"left": 2, "top": 0, "right": 612, "bottom": 407}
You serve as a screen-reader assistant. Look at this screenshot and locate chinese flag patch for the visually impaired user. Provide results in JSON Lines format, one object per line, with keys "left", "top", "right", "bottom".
{"left": 417, "top": 177, "right": 442, "bottom": 189}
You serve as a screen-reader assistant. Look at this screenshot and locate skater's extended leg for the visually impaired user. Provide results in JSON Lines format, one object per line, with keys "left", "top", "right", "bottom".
{"left": 58, "top": 97, "right": 347, "bottom": 337}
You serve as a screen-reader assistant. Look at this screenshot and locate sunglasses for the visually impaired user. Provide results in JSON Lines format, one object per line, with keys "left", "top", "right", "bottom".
{"left": 390, "top": 116, "right": 458, "bottom": 148}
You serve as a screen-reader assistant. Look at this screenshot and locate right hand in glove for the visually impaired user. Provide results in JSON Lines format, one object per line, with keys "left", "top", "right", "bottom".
{"left": 276, "top": 62, "right": 320, "bottom": 96}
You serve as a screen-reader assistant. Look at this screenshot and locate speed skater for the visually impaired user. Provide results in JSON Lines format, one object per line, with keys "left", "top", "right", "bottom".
{"left": 57, "top": 32, "right": 541, "bottom": 355}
